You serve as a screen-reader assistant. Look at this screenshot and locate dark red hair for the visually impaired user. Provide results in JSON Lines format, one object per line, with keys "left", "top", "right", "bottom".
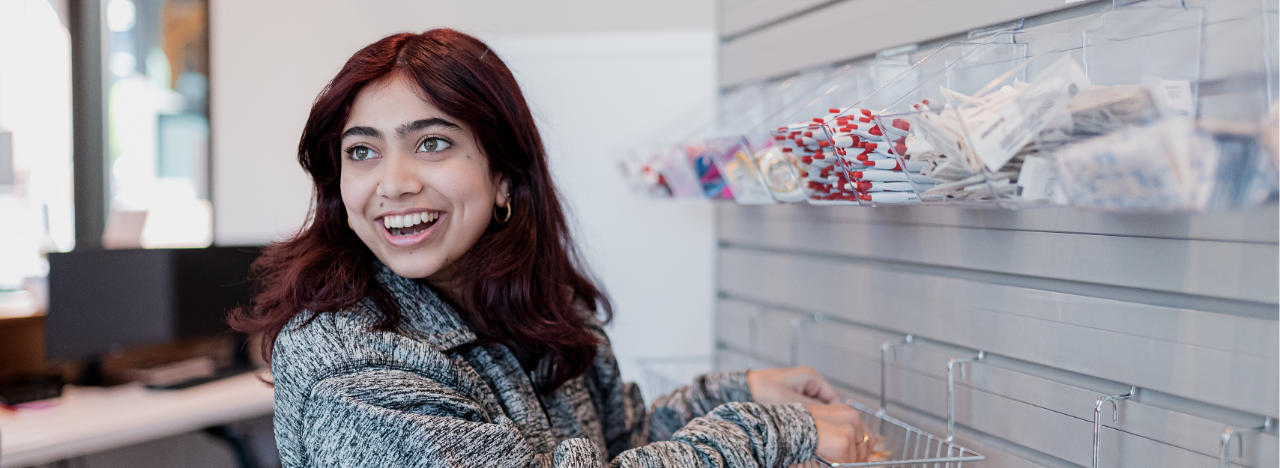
{"left": 231, "top": 29, "right": 611, "bottom": 392}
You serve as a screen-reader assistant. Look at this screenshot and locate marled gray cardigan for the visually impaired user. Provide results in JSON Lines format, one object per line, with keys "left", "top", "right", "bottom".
{"left": 271, "top": 266, "right": 817, "bottom": 467}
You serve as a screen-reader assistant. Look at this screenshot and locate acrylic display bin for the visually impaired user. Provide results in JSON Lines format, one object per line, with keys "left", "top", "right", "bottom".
{"left": 818, "top": 0, "right": 1280, "bottom": 211}
{"left": 679, "top": 141, "right": 734, "bottom": 201}
{"left": 718, "top": 82, "right": 770, "bottom": 138}
{"left": 982, "top": 4, "right": 1206, "bottom": 210}
{"left": 745, "top": 53, "right": 945, "bottom": 206}
{"left": 822, "top": 16, "right": 1113, "bottom": 209}
{"left": 763, "top": 66, "right": 835, "bottom": 125}
{"left": 1004, "top": 2, "right": 1268, "bottom": 212}
{"left": 647, "top": 145, "right": 705, "bottom": 199}
{"left": 756, "top": 50, "right": 940, "bottom": 206}
{"left": 693, "top": 66, "right": 853, "bottom": 205}
{"left": 616, "top": 150, "right": 655, "bottom": 197}
{"left": 706, "top": 69, "right": 844, "bottom": 205}
{"left": 1047, "top": 0, "right": 1279, "bottom": 210}
{"left": 1017, "top": 2, "right": 1274, "bottom": 211}
{"left": 796, "top": 23, "right": 1110, "bottom": 208}
{"left": 737, "top": 62, "right": 887, "bottom": 205}
{"left": 622, "top": 0, "right": 1277, "bottom": 210}
{"left": 705, "top": 135, "right": 776, "bottom": 205}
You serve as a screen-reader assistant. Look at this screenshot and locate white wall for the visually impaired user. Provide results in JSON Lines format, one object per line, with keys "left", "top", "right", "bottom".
{"left": 210, "top": 1, "right": 717, "bottom": 393}
{"left": 487, "top": 32, "right": 717, "bottom": 392}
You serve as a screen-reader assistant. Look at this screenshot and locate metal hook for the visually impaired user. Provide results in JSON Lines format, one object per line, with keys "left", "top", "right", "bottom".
{"left": 789, "top": 317, "right": 803, "bottom": 367}
{"left": 1220, "top": 427, "right": 1239, "bottom": 468}
{"left": 1219, "top": 417, "right": 1274, "bottom": 468}
{"left": 789, "top": 313, "right": 824, "bottom": 367}
{"left": 946, "top": 351, "right": 985, "bottom": 443}
{"left": 1092, "top": 387, "right": 1136, "bottom": 468}
{"left": 878, "top": 334, "right": 913, "bottom": 416}
{"left": 747, "top": 310, "right": 758, "bottom": 356}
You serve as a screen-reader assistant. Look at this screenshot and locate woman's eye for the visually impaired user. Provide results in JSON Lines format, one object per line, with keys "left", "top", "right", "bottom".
{"left": 348, "top": 146, "right": 377, "bottom": 161}
{"left": 418, "top": 137, "right": 452, "bottom": 153}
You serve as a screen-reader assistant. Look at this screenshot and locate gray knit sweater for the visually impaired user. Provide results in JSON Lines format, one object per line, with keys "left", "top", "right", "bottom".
{"left": 271, "top": 266, "right": 817, "bottom": 467}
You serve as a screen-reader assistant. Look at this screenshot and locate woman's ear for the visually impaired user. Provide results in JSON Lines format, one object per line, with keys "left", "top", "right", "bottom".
{"left": 495, "top": 176, "right": 511, "bottom": 207}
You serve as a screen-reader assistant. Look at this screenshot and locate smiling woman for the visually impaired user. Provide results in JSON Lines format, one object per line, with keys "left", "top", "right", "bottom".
{"left": 230, "top": 29, "right": 871, "bottom": 468}
{"left": 232, "top": 28, "right": 602, "bottom": 397}
{"left": 338, "top": 79, "right": 505, "bottom": 282}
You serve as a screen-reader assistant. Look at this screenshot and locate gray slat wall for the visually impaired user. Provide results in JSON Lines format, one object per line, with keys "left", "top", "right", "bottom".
{"left": 712, "top": 1, "right": 1280, "bottom": 466}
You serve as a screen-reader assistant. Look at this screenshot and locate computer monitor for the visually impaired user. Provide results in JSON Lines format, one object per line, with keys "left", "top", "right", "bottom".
{"left": 46, "top": 246, "right": 262, "bottom": 365}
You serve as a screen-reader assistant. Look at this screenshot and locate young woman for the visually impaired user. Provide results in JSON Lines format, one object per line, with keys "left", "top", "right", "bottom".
{"left": 233, "top": 29, "right": 874, "bottom": 467}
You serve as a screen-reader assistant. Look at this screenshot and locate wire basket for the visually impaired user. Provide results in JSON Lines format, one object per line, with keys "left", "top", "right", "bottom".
{"left": 635, "top": 356, "right": 712, "bottom": 400}
{"left": 794, "top": 400, "right": 985, "bottom": 468}
{"left": 792, "top": 331, "right": 985, "bottom": 468}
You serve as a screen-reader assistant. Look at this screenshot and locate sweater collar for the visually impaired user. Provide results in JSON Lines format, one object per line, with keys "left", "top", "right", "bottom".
{"left": 373, "top": 262, "right": 477, "bottom": 351}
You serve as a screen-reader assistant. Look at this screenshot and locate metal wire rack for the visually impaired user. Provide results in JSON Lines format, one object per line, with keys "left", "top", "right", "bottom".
{"left": 635, "top": 356, "right": 714, "bottom": 399}
{"left": 792, "top": 330, "right": 986, "bottom": 468}
{"left": 795, "top": 399, "right": 986, "bottom": 468}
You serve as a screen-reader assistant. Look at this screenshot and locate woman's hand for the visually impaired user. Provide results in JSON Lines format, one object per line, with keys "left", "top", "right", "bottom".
{"left": 746, "top": 366, "right": 839, "bottom": 405}
{"left": 808, "top": 404, "right": 872, "bottom": 463}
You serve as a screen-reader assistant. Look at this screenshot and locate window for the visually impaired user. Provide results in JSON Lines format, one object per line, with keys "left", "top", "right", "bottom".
{"left": 104, "top": 0, "right": 211, "bottom": 249}
{"left": 0, "top": 0, "right": 73, "bottom": 291}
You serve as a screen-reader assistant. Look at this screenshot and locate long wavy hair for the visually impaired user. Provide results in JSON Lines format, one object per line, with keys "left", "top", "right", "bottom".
{"left": 230, "top": 29, "right": 611, "bottom": 392}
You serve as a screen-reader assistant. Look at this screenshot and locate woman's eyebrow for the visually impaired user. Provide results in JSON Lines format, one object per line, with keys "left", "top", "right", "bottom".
{"left": 341, "top": 126, "right": 382, "bottom": 140}
{"left": 397, "top": 118, "right": 460, "bottom": 138}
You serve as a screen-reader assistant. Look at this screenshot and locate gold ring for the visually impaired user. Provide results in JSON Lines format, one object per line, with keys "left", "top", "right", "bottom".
{"left": 855, "top": 432, "right": 870, "bottom": 446}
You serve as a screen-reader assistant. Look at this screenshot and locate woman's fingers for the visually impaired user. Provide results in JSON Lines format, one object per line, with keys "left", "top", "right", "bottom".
{"left": 793, "top": 367, "right": 839, "bottom": 404}
{"left": 809, "top": 403, "right": 878, "bottom": 463}
{"left": 841, "top": 408, "right": 869, "bottom": 462}
{"left": 854, "top": 426, "right": 870, "bottom": 462}
{"left": 855, "top": 416, "right": 874, "bottom": 461}
{"left": 811, "top": 376, "right": 839, "bottom": 404}
{"left": 850, "top": 421, "right": 869, "bottom": 462}
{"left": 750, "top": 367, "right": 841, "bottom": 405}
{"left": 794, "top": 393, "right": 827, "bottom": 406}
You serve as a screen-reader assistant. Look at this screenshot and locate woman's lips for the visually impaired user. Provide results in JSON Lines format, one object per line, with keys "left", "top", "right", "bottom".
{"left": 379, "top": 213, "right": 442, "bottom": 247}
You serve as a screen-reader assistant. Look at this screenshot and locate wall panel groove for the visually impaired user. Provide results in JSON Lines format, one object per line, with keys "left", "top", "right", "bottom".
{"left": 718, "top": 296, "right": 1278, "bottom": 426}
{"left": 721, "top": 241, "right": 1278, "bottom": 320}
{"left": 715, "top": 204, "right": 1279, "bottom": 465}
{"left": 715, "top": 0, "right": 1278, "bottom": 464}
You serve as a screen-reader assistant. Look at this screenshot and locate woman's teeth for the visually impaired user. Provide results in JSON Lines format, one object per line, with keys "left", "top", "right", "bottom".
{"left": 384, "top": 212, "right": 439, "bottom": 236}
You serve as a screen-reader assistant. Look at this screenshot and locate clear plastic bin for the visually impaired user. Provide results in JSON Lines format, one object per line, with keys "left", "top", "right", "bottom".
{"left": 737, "top": 63, "right": 882, "bottom": 204}
{"left": 836, "top": 20, "right": 1102, "bottom": 207}
{"left": 706, "top": 136, "right": 776, "bottom": 205}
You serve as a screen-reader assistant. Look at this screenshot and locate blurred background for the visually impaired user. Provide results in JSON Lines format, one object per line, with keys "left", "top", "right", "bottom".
{"left": 1, "top": 0, "right": 718, "bottom": 466}
{"left": 2, "top": 0, "right": 1277, "bottom": 467}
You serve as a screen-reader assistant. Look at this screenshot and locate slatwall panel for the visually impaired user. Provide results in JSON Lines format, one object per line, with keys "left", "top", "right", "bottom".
{"left": 714, "top": 205, "right": 1279, "bottom": 467}
{"left": 718, "top": 0, "right": 1093, "bottom": 87}
{"left": 715, "top": 2, "right": 1278, "bottom": 465}
{"left": 719, "top": 0, "right": 829, "bottom": 38}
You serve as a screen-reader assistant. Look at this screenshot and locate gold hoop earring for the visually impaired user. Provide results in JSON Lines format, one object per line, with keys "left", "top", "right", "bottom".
{"left": 347, "top": 219, "right": 354, "bottom": 230}
{"left": 494, "top": 202, "right": 512, "bottom": 223}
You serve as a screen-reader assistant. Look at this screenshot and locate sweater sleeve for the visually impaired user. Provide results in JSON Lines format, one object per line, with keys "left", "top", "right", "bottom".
{"left": 596, "top": 369, "right": 816, "bottom": 467}
{"left": 646, "top": 370, "right": 755, "bottom": 442}
{"left": 301, "top": 367, "right": 815, "bottom": 468}
{"left": 611, "top": 402, "right": 818, "bottom": 468}
{"left": 301, "top": 368, "right": 553, "bottom": 467}
{"left": 578, "top": 311, "right": 815, "bottom": 467}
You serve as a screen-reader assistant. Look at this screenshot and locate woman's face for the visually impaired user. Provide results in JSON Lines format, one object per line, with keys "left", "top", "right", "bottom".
{"left": 340, "top": 73, "right": 509, "bottom": 285}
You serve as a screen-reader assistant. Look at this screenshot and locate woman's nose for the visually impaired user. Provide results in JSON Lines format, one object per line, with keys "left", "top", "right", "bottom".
{"left": 376, "top": 152, "right": 423, "bottom": 199}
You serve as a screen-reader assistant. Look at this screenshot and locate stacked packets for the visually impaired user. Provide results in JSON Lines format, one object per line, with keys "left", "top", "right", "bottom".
{"left": 770, "top": 117, "right": 853, "bottom": 202}
{"left": 830, "top": 107, "right": 937, "bottom": 204}
{"left": 770, "top": 107, "right": 938, "bottom": 204}
{"left": 898, "top": 81, "right": 1171, "bottom": 203}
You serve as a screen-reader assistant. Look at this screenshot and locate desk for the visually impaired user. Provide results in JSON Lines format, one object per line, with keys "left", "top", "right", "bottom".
{"left": 0, "top": 372, "right": 273, "bottom": 467}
